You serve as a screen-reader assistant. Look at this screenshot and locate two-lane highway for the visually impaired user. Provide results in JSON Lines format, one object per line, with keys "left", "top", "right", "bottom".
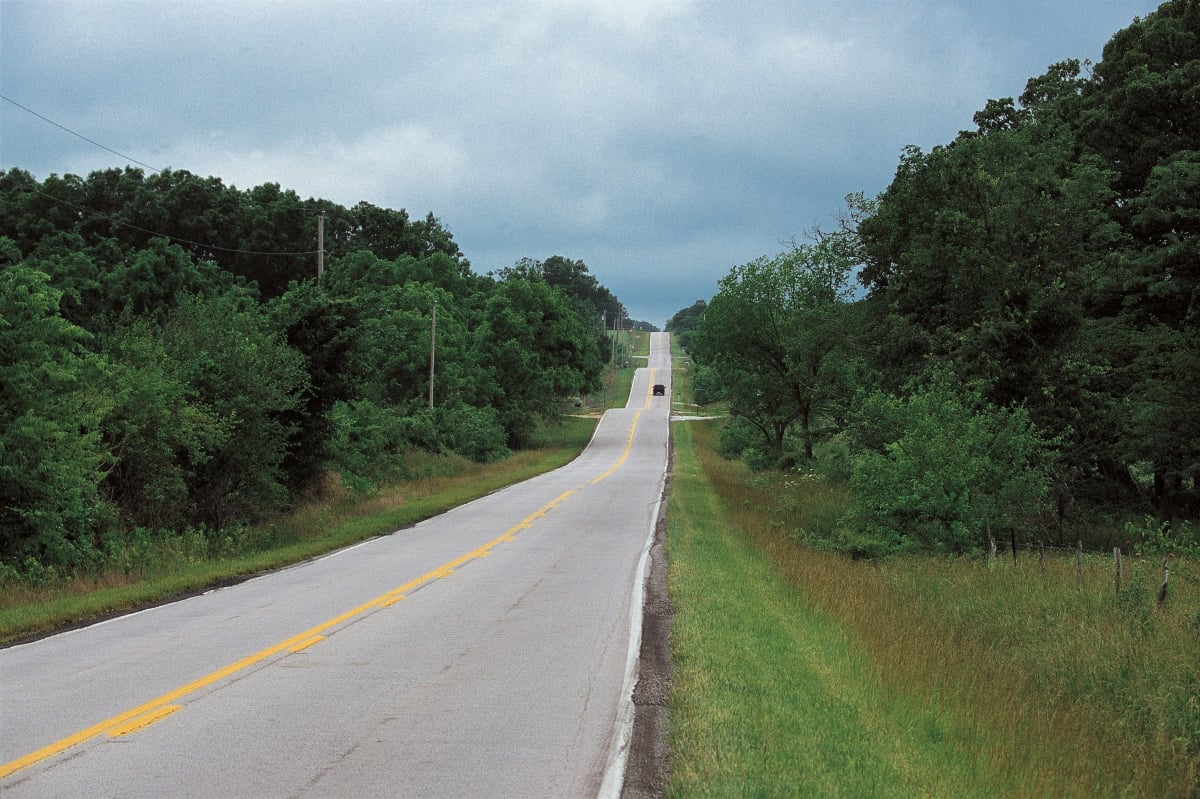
{"left": 1, "top": 333, "right": 674, "bottom": 798}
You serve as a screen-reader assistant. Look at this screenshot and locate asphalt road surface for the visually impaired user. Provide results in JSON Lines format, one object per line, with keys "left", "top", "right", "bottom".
{"left": 1, "top": 333, "right": 674, "bottom": 798}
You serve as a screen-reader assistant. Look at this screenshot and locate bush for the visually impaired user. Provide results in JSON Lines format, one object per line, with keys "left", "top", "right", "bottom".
{"left": 813, "top": 432, "right": 854, "bottom": 483}
{"left": 717, "top": 417, "right": 760, "bottom": 461}
{"left": 0, "top": 263, "right": 110, "bottom": 571}
{"left": 435, "top": 405, "right": 510, "bottom": 463}
{"left": 327, "top": 399, "right": 411, "bottom": 493}
{"left": 847, "top": 373, "right": 1053, "bottom": 556}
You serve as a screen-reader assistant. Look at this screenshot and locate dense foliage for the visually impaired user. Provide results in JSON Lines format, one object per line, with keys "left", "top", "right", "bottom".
{"left": 0, "top": 166, "right": 621, "bottom": 577}
{"left": 687, "top": 1, "right": 1200, "bottom": 556}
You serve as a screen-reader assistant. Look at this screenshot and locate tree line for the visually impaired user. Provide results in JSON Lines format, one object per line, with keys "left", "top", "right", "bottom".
{"left": 0, "top": 165, "right": 643, "bottom": 579}
{"left": 673, "top": 1, "right": 1200, "bottom": 557}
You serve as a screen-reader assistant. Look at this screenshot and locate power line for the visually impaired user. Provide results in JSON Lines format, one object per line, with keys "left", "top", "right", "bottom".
{"left": 3, "top": 94, "right": 323, "bottom": 257}
{"left": 1, "top": 93, "right": 163, "bottom": 173}
{"left": 0, "top": 93, "right": 325, "bottom": 215}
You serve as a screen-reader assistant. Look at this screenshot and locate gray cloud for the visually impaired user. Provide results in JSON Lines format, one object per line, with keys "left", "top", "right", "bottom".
{"left": 1, "top": 0, "right": 1153, "bottom": 325}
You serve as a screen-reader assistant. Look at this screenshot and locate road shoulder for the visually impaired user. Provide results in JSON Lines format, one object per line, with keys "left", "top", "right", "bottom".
{"left": 620, "top": 439, "right": 673, "bottom": 798}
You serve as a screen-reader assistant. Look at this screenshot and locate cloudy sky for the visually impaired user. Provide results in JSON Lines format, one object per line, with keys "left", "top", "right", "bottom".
{"left": 1, "top": 0, "right": 1155, "bottom": 326}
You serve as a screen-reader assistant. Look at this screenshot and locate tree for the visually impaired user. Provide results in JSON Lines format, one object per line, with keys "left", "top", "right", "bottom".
{"left": 855, "top": 69, "right": 1129, "bottom": 517}
{"left": 1118, "top": 324, "right": 1200, "bottom": 519}
{"left": 665, "top": 299, "right": 706, "bottom": 354}
{"left": 495, "top": 255, "right": 624, "bottom": 362}
{"left": 102, "top": 237, "right": 235, "bottom": 323}
{"left": 847, "top": 373, "right": 1052, "bottom": 556}
{"left": 858, "top": 114, "right": 1119, "bottom": 402}
{"left": 160, "top": 292, "right": 308, "bottom": 528}
{"left": 1078, "top": 1, "right": 1200, "bottom": 199}
{"left": 99, "top": 316, "right": 232, "bottom": 529}
{"left": 0, "top": 262, "right": 110, "bottom": 570}
{"left": 694, "top": 240, "right": 857, "bottom": 461}
{"left": 475, "top": 277, "right": 602, "bottom": 447}
{"left": 268, "top": 280, "right": 357, "bottom": 492}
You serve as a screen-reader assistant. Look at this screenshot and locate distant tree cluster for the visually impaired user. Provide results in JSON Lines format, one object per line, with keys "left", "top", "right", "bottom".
{"left": 665, "top": 299, "right": 705, "bottom": 353}
{"left": 0, "top": 166, "right": 623, "bottom": 577}
{"left": 684, "top": 1, "right": 1200, "bottom": 556}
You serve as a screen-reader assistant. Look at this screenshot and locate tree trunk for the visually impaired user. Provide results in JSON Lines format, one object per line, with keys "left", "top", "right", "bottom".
{"left": 800, "top": 405, "right": 813, "bottom": 460}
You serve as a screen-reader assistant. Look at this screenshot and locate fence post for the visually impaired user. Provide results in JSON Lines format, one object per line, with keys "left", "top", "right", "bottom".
{"left": 1114, "top": 548, "right": 1123, "bottom": 595}
{"left": 1157, "top": 556, "right": 1170, "bottom": 607}
{"left": 1039, "top": 539, "right": 1046, "bottom": 580}
{"left": 1076, "top": 540, "right": 1083, "bottom": 591}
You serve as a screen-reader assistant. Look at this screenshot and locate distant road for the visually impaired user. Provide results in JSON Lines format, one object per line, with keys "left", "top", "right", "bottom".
{"left": 1, "top": 333, "right": 673, "bottom": 798}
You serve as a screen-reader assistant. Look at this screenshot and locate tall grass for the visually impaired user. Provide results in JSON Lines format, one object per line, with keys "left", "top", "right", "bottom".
{"left": 677, "top": 419, "right": 1200, "bottom": 797}
{"left": 668, "top": 422, "right": 1009, "bottom": 797}
{"left": 0, "top": 417, "right": 597, "bottom": 645}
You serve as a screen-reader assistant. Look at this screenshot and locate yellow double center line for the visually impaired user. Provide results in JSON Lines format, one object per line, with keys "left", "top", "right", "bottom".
{"left": 1, "top": 385, "right": 659, "bottom": 779}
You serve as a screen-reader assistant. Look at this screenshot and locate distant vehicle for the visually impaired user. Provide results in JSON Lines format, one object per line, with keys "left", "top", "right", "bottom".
{"left": 652, "top": 384, "right": 666, "bottom": 396}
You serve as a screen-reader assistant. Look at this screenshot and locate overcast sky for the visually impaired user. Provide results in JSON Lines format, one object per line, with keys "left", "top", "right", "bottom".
{"left": 1, "top": 0, "right": 1155, "bottom": 326}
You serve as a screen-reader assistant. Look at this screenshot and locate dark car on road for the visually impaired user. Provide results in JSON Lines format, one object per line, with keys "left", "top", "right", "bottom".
{"left": 652, "top": 384, "right": 665, "bottom": 396}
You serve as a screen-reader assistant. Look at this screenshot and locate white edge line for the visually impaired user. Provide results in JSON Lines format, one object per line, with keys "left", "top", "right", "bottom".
{"left": 596, "top": 450, "right": 667, "bottom": 799}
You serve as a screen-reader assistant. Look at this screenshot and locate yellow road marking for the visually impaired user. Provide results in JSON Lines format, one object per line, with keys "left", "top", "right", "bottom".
{"left": 592, "top": 410, "right": 642, "bottom": 484}
{"left": 106, "top": 706, "right": 181, "bottom": 738}
{"left": 1, "top": 411, "right": 646, "bottom": 779}
{"left": 288, "top": 635, "right": 325, "bottom": 653}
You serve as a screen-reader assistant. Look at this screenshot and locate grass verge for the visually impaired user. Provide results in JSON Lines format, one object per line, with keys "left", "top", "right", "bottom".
{"left": 0, "top": 416, "right": 597, "bottom": 646}
{"left": 668, "top": 419, "right": 1200, "bottom": 797}
{"left": 667, "top": 421, "right": 1006, "bottom": 798}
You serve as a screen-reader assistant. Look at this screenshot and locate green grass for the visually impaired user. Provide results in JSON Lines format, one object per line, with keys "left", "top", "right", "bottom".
{"left": 668, "top": 419, "right": 1200, "bottom": 797}
{"left": 0, "top": 416, "right": 597, "bottom": 645}
{"left": 585, "top": 331, "right": 650, "bottom": 412}
{"left": 667, "top": 337, "right": 724, "bottom": 418}
{"left": 667, "top": 421, "right": 1002, "bottom": 797}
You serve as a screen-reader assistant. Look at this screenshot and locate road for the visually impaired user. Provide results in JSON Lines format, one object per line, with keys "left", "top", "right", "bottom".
{"left": 1, "top": 333, "right": 673, "bottom": 798}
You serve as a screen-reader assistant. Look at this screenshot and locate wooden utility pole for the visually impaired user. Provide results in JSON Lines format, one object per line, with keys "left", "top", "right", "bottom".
{"left": 429, "top": 300, "right": 437, "bottom": 408}
{"left": 317, "top": 211, "right": 325, "bottom": 280}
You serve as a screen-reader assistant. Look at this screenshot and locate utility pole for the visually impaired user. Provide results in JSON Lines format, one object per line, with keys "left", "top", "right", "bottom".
{"left": 428, "top": 300, "right": 437, "bottom": 408}
{"left": 317, "top": 210, "right": 325, "bottom": 281}
{"left": 611, "top": 310, "right": 617, "bottom": 363}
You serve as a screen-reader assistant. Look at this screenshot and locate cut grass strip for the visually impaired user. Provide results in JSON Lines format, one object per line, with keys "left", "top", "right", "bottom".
{"left": 666, "top": 420, "right": 1007, "bottom": 799}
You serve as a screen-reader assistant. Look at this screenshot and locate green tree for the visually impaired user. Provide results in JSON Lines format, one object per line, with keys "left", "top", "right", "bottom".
{"left": 855, "top": 67, "right": 1130, "bottom": 515}
{"left": 694, "top": 241, "right": 857, "bottom": 462}
{"left": 103, "top": 237, "right": 235, "bottom": 323}
{"left": 665, "top": 299, "right": 707, "bottom": 354}
{"left": 0, "top": 263, "right": 110, "bottom": 570}
{"left": 858, "top": 111, "right": 1119, "bottom": 407}
{"left": 475, "top": 277, "right": 602, "bottom": 447}
{"left": 1078, "top": 1, "right": 1200, "bottom": 199}
{"left": 99, "top": 316, "right": 233, "bottom": 529}
{"left": 1118, "top": 324, "right": 1200, "bottom": 519}
{"left": 496, "top": 255, "right": 624, "bottom": 362}
{"left": 160, "top": 292, "right": 308, "bottom": 527}
{"left": 1073, "top": 2, "right": 1200, "bottom": 517}
{"left": 21, "top": 232, "right": 106, "bottom": 327}
{"left": 268, "top": 280, "right": 357, "bottom": 492}
{"left": 847, "top": 374, "right": 1052, "bottom": 556}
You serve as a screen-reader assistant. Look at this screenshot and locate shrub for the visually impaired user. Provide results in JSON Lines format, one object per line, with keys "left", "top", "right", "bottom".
{"left": 847, "top": 373, "right": 1053, "bottom": 555}
{"left": 435, "top": 405, "right": 510, "bottom": 463}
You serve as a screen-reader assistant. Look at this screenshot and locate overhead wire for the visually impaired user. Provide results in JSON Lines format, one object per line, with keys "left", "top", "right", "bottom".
{"left": 1, "top": 93, "right": 162, "bottom": 173}
{"left": 1, "top": 93, "right": 323, "bottom": 257}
